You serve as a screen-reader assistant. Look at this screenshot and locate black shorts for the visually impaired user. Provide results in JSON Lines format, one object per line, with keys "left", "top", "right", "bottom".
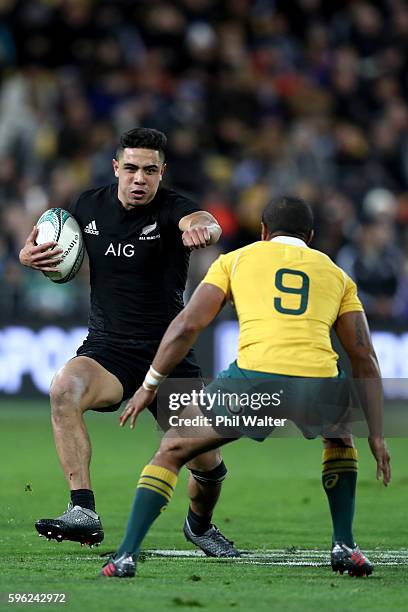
{"left": 75, "top": 333, "right": 202, "bottom": 415}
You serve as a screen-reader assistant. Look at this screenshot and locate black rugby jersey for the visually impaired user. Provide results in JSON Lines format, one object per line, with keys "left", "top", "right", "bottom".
{"left": 69, "top": 184, "right": 199, "bottom": 339}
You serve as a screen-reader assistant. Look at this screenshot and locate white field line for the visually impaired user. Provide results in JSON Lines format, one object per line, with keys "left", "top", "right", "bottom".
{"left": 140, "top": 549, "right": 408, "bottom": 566}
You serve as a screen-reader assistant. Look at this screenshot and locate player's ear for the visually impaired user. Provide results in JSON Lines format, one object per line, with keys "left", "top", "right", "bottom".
{"left": 261, "top": 222, "right": 270, "bottom": 241}
{"left": 112, "top": 158, "right": 119, "bottom": 178}
{"left": 160, "top": 163, "right": 166, "bottom": 181}
{"left": 307, "top": 229, "right": 314, "bottom": 245}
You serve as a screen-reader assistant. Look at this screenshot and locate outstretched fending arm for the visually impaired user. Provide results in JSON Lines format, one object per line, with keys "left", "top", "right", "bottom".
{"left": 152, "top": 282, "right": 225, "bottom": 374}
{"left": 120, "top": 282, "right": 226, "bottom": 428}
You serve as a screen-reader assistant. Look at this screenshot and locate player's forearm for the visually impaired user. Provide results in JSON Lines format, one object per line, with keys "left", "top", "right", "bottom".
{"left": 336, "top": 312, "right": 384, "bottom": 438}
{"left": 149, "top": 283, "right": 225, "bottom": 378}
{"left": 152, "top": 314, "right": 201, "bottom": 376}
{"left": 350, "top": 354, "right": 384, "bottom": 438}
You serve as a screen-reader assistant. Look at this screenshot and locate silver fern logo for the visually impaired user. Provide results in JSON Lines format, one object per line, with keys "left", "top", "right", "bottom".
{"left": 140, "top": 222, "right": 157, "bottom": 236}
{"left": 139, "top": 222, "right": 160, "bottom": 241}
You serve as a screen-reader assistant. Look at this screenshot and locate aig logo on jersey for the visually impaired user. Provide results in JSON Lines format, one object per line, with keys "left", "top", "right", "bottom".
{"left": 105, "top": 243, "right": 137, "bottom": 257}
{"left": 139, "top": 222, "right": 160, "bottom": 241}
{"left": 104, "top": 222, "right": 161, "bottom": 257}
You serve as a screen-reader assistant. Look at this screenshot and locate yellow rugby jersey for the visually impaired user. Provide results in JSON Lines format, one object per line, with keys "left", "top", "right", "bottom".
{"left": 202, "top": 237, "right": 364, "bottom": 377}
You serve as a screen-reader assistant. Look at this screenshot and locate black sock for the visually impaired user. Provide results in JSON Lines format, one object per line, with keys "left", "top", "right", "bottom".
{"left": 187, "top": 507, "right": 212, "bottom": 535}
{"left": 70, "top": 489, "right": 95, "bottom": 512}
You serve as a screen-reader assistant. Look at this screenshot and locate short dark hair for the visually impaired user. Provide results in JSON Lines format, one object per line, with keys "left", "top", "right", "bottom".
{"left": 262, "top": 196, "right": 314, "bottom": 240}
{"left": 116, "top": 127, "right": 167, "bottom": 161}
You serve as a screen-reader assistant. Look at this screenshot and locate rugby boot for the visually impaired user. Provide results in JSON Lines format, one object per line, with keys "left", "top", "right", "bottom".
{"left": 184, "top": 518, "right": 240, "bottom": 557}
{"left": 35, "top": 503, "right": 104, "bottom": 546}
{"left": 331, "top": 542, "right": 373, "bottom": 576}
{"left": 100, "top": 552, "right": 136, "bottom": 578}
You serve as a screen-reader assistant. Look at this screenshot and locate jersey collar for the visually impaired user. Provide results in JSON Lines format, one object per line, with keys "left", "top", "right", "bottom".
{"left": 270, "top": 236, "right": 308, "bottom": 247}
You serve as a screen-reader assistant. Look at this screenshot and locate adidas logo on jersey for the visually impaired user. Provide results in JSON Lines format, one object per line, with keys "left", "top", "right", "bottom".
{"left": 84, "top": 220, "right": 99, "bottom": 235}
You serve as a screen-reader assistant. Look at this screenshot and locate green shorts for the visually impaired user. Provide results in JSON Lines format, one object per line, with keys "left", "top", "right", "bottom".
{"left": 203, "top": 361, "right": 350, "bottom": 441}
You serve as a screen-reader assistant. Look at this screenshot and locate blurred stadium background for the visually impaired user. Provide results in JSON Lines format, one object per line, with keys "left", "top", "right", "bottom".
{"left": 1, "top": 2, "right": 408, "bottom": 608}
{"left": 1, "top": 0, "right": 408, "bottom": 397}
{"left": 1, "top": 0, "right": 408, "bottom": 398}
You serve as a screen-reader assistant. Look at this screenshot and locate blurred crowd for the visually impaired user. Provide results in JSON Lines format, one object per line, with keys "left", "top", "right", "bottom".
{"left": 1, "top": 0, "right": 408, "bottom": 325}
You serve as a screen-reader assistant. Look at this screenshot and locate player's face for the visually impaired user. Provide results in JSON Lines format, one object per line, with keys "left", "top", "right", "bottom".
{"left": 113, "top": 148, "right": 166, "bottom": 209}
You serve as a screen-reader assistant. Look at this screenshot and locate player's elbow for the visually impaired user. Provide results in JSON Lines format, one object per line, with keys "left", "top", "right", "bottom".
{"left": 169, "top": 310, "right": 202, "bottom": 340}
{"left": 176, "top": 316, "right": 202, "bottom": 337}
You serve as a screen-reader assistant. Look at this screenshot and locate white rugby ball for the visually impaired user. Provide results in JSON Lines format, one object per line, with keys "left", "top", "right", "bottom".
{"left": 36, "top": 208, "right": 84, "bottom": 283}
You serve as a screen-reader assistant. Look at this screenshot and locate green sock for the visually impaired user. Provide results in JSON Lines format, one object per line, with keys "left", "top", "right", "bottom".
{"left": 322, "top": 447, "right": 358, "bottom": 548}
{"left": 117, "top": 464, "right": 178, "bottom": 557}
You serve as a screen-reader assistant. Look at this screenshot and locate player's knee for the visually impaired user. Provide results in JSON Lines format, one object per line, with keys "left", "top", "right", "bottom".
{"left": 50, "top": 371, "right": 87, "bottom": 417}
{"left": 188, "top": 449, "right": 222, "bottom": 473}
{"left": 323, "top": 436, "right": 354, "bottom": 448}
{"left": 154, "top": 438, "right": 191, "bottom": 470}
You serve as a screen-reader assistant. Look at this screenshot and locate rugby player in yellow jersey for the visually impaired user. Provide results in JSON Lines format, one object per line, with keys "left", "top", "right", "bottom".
{"left": 100, "top": 196, "right": 391, "bottom": 579}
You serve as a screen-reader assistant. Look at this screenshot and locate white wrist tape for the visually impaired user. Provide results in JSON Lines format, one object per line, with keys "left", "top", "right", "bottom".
{"left": 149, "top": 365, "right": 167, "bottom": 381}
{"left": 142, "top": 380, "right": 156, "bottom": 391}
{"left": 143, "top": 365, "right": 167, "bottom": 390}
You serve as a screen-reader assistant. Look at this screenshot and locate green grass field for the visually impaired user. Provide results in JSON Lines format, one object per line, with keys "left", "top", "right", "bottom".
{"left": 1, "top": 400, "right": 407, "bottom": 611}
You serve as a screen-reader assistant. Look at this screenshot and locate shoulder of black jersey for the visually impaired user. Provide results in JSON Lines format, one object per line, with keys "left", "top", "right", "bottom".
{"left": 157, "top": 186, "right": 198, "bottom": 210}
{"left": 77, "top": 183, "right": 115, "bottom": 202}
{"left": 73, "top": 183, "right": 116, "bottom": 212}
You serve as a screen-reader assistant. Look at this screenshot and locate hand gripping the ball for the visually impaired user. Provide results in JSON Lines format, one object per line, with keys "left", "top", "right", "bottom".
{"left": 19, "top": 226, "right": 63, "bottom": 272}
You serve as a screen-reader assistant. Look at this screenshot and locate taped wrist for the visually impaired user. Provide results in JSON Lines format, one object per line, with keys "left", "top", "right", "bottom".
{"left": 143, "top": 365, "right": 167, "bottom": 391}
{"left": 189, "top": 460, "right": 228, "bottom": 485}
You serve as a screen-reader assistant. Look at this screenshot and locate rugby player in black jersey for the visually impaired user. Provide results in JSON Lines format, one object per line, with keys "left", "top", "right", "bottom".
{"left": 19, "top": 128, "right": 239, "bottom": 557}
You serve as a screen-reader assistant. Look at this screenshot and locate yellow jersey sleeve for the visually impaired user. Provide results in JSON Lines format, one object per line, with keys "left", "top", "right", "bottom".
{"left": 338, "top": 273, "right": 364, "bottom": 317}
{"left": 201, "top": 253, "right": 233, "bottom": 296}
